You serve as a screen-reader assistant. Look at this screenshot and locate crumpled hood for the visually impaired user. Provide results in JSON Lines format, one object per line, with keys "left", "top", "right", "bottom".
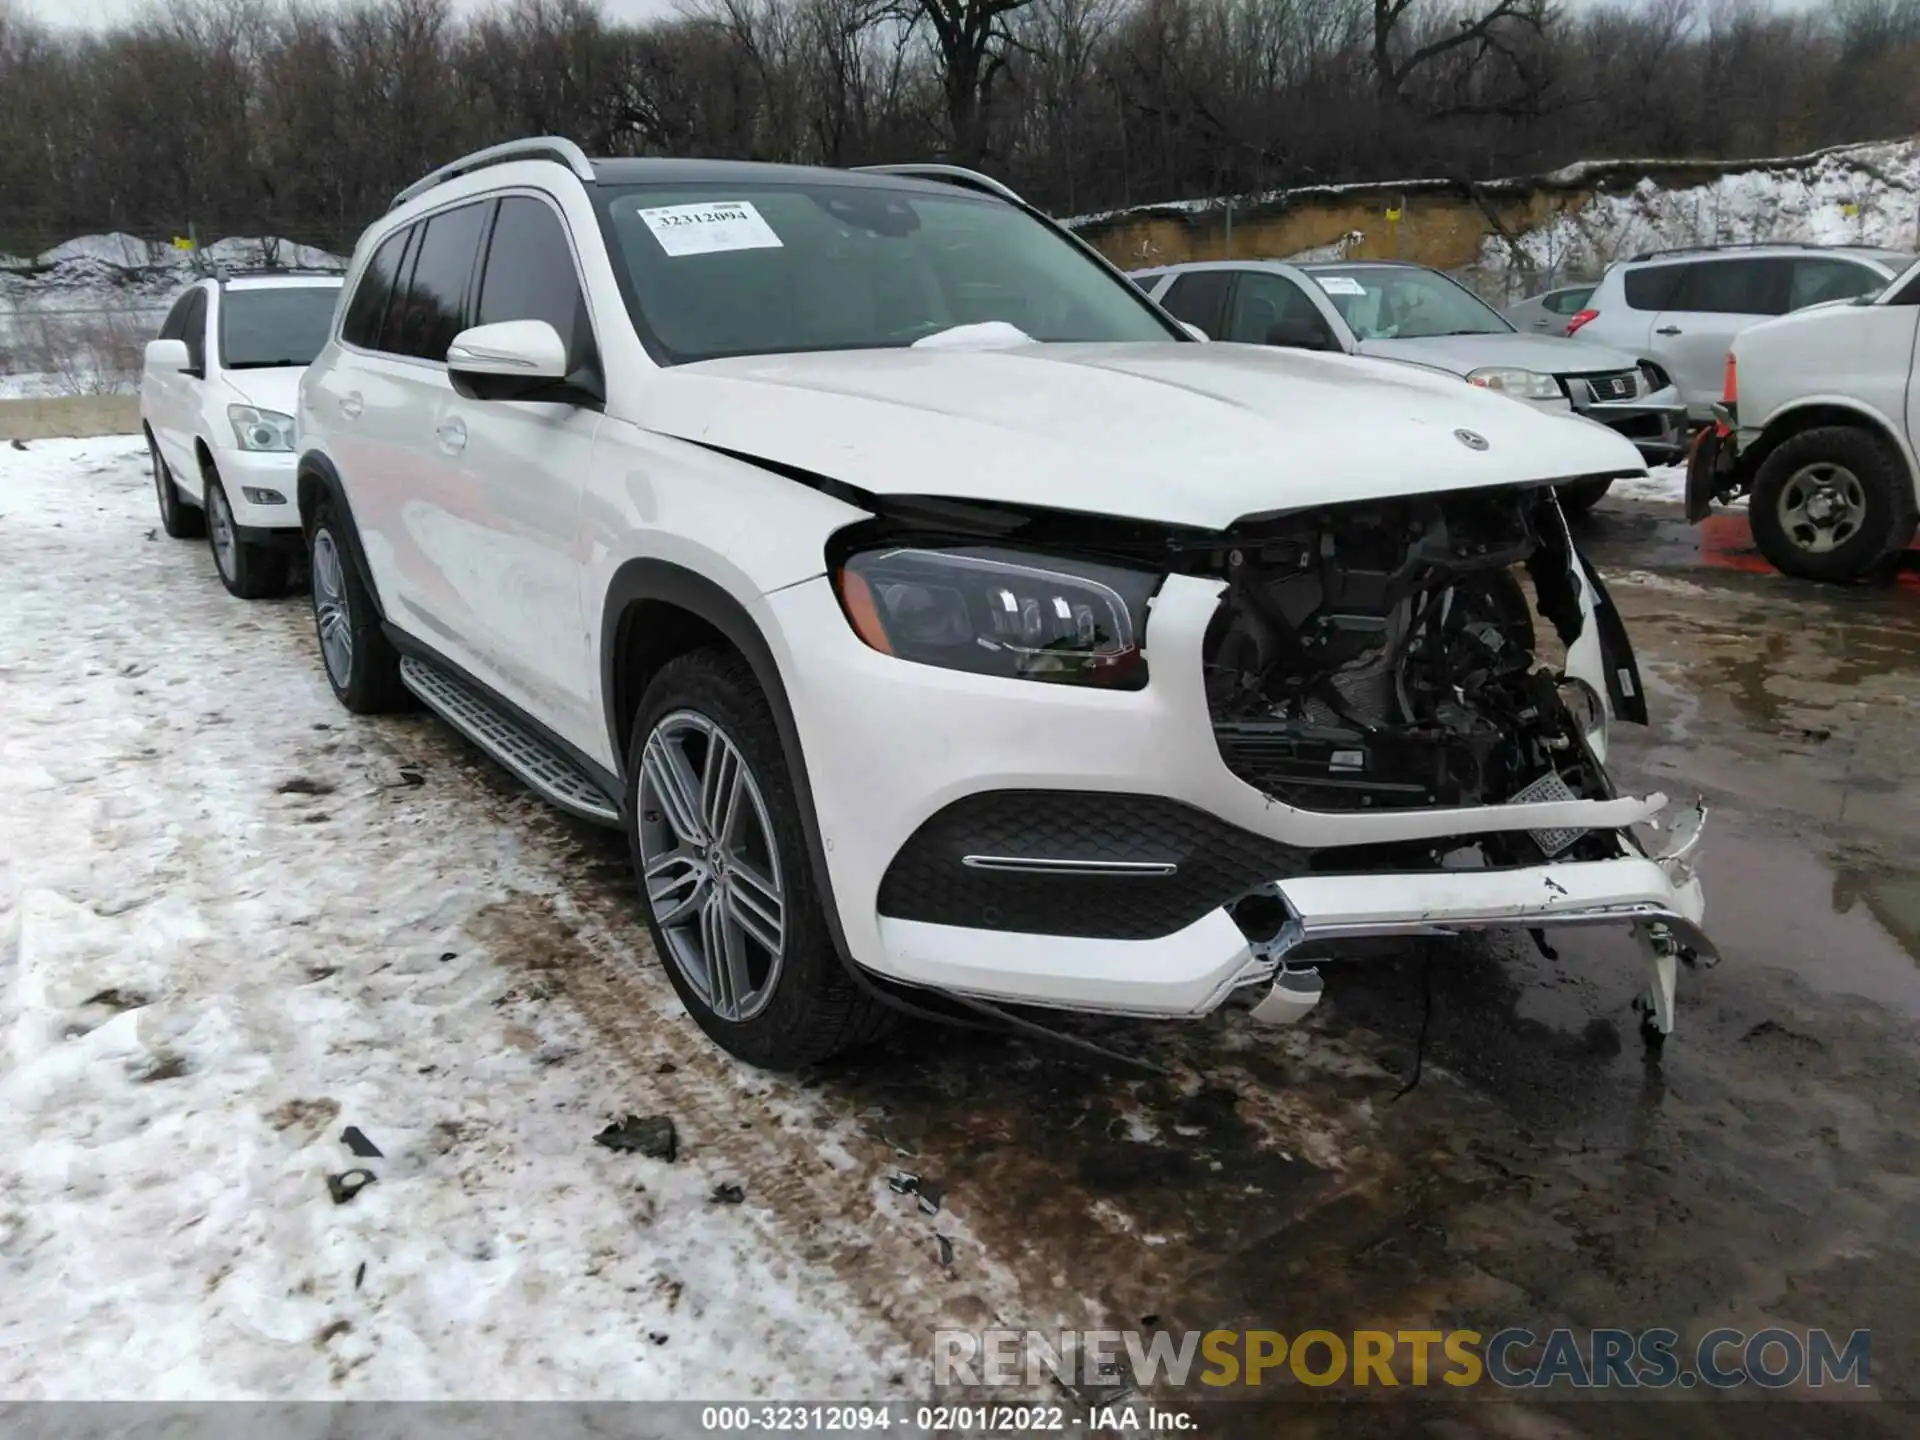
{"left": 220, "top": 366, "right": 303, "bottom": 415}
{"left": 1357, "top": 332, "right": 1643, "bottom": 379}
{"left": 628, "top": 342, "right": 1645, "bottom": 530}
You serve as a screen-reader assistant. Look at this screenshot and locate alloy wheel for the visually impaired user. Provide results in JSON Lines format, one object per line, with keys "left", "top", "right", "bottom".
{"left": 151, "top": 444, "right": 174, "bottom": 523}
{"left": 208, "top": 483, "right": 238, "bottom": 580}
{"left": 635, "top": 710, "right": 786, "bottom": 1023}
{"left": 311, "top": 529, "right": 354, "bottom": 686}
{"left": 1777, "top": 462, "right": 1868, "bottom": 555}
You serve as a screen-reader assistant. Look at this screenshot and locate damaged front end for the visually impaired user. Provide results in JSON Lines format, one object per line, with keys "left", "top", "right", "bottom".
{"left": 1202, "top": 482, "right": 1640, "bottom": 853}
{"left": 1193, "top": 482, "right": 1709, "bottom": 1037}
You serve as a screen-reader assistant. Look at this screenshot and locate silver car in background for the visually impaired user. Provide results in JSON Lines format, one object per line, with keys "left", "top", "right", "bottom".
{"left": 1132, "top": 259, "right": 1687, "bottom": 514}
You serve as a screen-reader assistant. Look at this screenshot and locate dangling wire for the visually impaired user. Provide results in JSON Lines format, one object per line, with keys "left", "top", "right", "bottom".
{"left": 1391, "top": 940, "right": 1437, "bottom": 1101}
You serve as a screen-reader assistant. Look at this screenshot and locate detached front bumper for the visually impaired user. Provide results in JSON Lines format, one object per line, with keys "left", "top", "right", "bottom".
{"left": 1575, "top": 381, "right": 1690, "bottom": 464}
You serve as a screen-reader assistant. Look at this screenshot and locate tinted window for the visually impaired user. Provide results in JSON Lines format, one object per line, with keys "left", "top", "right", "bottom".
{"left": 180, "top": 290, "right": 208, "bottom": 370}
{"left": 1129, "top": 271, "right": 1163, "bottom": 293}
{"left": 343, "top": 229, "right": 410, "bottom": 349}
{"left": 1226, "top": 271, "right": 1339, "bottom": 350}
{"left": 594, "top": 182, "right": 1177, "bottom": 364}
{"left": 476, "top": 197, "right": 594, "bottom": 368}
{"left": 159, "top": 290, "right": 195, "bottom": 340}
{"left": 1305, "top": 265, "right": 1509, "bottom": 339}
{"left": 1160, "top": 272, "right": 1231, "bottom": 335}
{"left": 1789, "top": 258, "right": 1884, "bottom": 310}
{"left": 1671, "top": 257, "right": 1790, "bottom": 316}
{"left": 219, "top": 286, "right": 341, "bottom": 369}
{"left": 392, "top": 202, "right": 489, "bottom": 361}
{"left": 379, "top": 227, "right": 421, "bottom": 353}
{"left": 1544, "top": 286, "right": 1594, "bottom": 316}
{"left": 1622, "top": 265, "right": 1688, "bottom": 311}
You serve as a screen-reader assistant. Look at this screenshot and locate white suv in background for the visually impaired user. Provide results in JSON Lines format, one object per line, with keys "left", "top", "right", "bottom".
{"left": 295, "top": 138, "right": 1714, "bottom": 1071}
{"left": 1570, "top": 243, "right": 1914, "bottom": 419}
{"left": 140, "top": 272, "right": 342, "bottom": 597}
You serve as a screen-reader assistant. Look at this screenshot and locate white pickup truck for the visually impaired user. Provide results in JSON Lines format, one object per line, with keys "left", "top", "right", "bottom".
{"left": 1687, "top": 259, "right": 1920, "bottom": 583}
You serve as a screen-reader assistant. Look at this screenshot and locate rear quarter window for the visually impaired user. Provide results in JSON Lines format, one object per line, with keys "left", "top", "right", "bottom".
{"left": 1622, "top": 265, "right": 1689, "bottom": 311}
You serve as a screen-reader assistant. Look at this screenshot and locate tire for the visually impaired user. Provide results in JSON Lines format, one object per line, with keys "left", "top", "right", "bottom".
{"left": 204, "top": 473, "right": 291, "bottom": 600}
{"left": 1555, "top": 476, "right": 1613, "bottom": 518}
{"left": 308, "top": 500, "right": 411, "bottom": 713}
{"left": 626, "top": 648, "right": 893, "bottom": 1069}
{"left": 148, "top": 433, "right": 205, "bottom": 539}
{"left": 1749, "top": 426, "right": 1918, "bottom": 584}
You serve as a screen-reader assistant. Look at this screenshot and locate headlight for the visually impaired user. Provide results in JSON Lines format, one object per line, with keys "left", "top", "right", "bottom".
{"left": 1467, "top": 368, "right": 1562, "bottom": 402}
{"left": 833, "top": 546, "right": 1156, "bottom": 688}
{"left": 227, "top": 405, "right": 295, "bottom": 453}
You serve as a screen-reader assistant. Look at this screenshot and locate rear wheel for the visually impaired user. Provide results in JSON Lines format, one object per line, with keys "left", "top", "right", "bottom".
{"left": 205, "top": 474, "right": 291, "bottom": 599}
{"left": 627, "top": 648, "right": 892, "bottom": 1069}
{"left": 1749, "top": 426, "right": 1917, "bottom": 584}
{"left": 149, "top": 434, "right": 204, "bottom": 539}
{"left": 308, "top": 502, "right": 410, "bottom": 713}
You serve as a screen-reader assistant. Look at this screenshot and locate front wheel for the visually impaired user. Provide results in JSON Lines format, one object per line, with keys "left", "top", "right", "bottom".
{"left": 149, "top": 435, "right": 205, "bottom": 539}
{"left": 1555, "top": 476, "right": 1613, "bottom": 518}
{"left": 308, "top": 503, "right": 410, "bottom": 713}
{"left": 1749, "top": 426, "right": 1918, "bottom": 584}
{"left": 626, "top": 648, "right": 892, "bottom": 1069}
{"left": 205, "top": 474, "right": 291, "bottom": 599}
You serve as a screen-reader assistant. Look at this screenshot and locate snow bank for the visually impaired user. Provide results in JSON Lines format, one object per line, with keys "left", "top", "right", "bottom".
{"left": 1479, "top": 138, "right": 1920, "bottom": 276}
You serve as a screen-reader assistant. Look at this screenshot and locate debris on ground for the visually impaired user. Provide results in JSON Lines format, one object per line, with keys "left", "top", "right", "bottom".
{"left": 277, "top": 777, "right": 336, "bottom": 797}
{"left": 710, "top": 1183, "right": 745, "bottom": 1205}
{"left": 354, "top": 1262, "right": 366, "bottom": 1290}
{"left": 887, "top": 1171, "right": 945, "bottom": 1214}
{"left": 934, "top": 1235, "right": 954, "bottom": 1267}
{"left": 326, "top": 1169, "right": 377, "bottom": 1205}
{"left": 340, "top": 1126, "right": 383, "bottom": 1158}
{"left": 595, "top": 1114, "right": 678, "bottom": 1161}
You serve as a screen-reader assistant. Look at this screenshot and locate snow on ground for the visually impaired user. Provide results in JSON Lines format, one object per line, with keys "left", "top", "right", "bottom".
{"left": 1479, "top": 138, "right": 1920, "bottom": 278}
{"left": 0, "top": 438, "right": 939, "bottom": 1400}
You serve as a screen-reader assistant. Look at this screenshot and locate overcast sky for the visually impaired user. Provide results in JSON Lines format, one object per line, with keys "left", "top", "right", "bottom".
{"left": 19, "top": 0, "right": 1819, "bottom": 33}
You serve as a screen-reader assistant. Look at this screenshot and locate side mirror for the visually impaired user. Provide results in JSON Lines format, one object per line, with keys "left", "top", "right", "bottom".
{"left": 1180, "top": 321, "right": 1210, "bottom": 343}
{"left": 145, "top": 339, "right": 191, "bottom": 372}
{"left": 446, "top": 320, "right": 574, "bottom": 402}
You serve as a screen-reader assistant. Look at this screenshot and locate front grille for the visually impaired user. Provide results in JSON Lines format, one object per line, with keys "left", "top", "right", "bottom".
{"left": 876, "top": 790, "right": 1308, "bottom": 941}
{"left": 1579, "top": 370, "right": 1640, "bottom": 402}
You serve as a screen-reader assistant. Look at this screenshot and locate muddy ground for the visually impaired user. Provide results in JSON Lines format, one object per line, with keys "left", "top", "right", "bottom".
{"left": 38, "top": 466, "right": 1914, "bottom": 1434}
{"left": 406, "top": 501, "right": 1918, "bottom": 1436}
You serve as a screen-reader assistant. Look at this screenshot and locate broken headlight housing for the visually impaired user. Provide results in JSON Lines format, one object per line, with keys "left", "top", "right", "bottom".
{"left": 833, "top": 546, "right": 1155, "bottom": 688}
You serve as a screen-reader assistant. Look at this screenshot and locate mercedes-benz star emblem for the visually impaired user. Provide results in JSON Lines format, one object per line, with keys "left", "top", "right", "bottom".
{"left": 1454, "top": 428, "right": 1490, "bottom": 451}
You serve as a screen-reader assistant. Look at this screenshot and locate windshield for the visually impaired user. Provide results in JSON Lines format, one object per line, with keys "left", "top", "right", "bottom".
{"left": 219, "top": 285, "right": 341, "bottom": 369}
{"left": 1304, "top": 266, "right": 1512, "bottom": 341}
{"left": 594, "top": 182, "right": 1180, "bottom": 364}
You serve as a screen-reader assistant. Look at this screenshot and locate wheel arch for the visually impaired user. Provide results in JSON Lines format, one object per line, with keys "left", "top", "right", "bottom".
{"left": 295, "top": 451, "right": 386, "bottom": 621}
{"left": 601, "top": 559, "right": 858, "bottom": 975}
{"left": 1748, "top": 399, "right": 1920, "bottom": 497}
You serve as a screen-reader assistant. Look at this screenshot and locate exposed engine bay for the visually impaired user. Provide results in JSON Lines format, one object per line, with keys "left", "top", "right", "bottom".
{"left": 1202, "top": 484, "right": 1639, "bottom": 859}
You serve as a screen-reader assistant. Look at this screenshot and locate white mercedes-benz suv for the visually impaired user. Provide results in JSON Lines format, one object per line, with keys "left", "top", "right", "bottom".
{"left": 296, "top": 138, "right": 1715, "bottom": 1070}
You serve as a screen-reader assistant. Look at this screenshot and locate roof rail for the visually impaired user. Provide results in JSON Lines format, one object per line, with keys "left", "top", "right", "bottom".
{"left": 391, "top": 137, "right": 595, "bottom": 212}
{"left": 212, "top": 266, "right": 345, "bottom": 283}
{"left": 1627, "top": 240, "right": 1848, "bottom": 262}
{"left": 853, "top": 164, "right": 1026, "bottom": 206}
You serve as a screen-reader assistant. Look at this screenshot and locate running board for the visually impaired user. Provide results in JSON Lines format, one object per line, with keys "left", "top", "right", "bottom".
{"left": 398, "top": 656, "right": 621, "bottom": 826}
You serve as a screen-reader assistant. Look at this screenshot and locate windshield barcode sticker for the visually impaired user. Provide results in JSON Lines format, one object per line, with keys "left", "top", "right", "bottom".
{"left": 635, "top": 200, "right": 784, "bottom": 257}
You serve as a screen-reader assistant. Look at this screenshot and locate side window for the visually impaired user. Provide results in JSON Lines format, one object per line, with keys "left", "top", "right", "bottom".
{"left": 343, "top": 228, "right": 411, "bottom": 350}
{"left": 391, "top": 201, "right": 490, "bottom": 362}
{"left": 475, "top": 196, "right": 595, "bottom": 369}
{"left": 1672, "top": 258, "right": 1790, "bottom": 316}
{"left": 159, "top": 291, "right": 194, "bottom": 340}
{"left": 1226, "top": 272, "right": 1339, "bottom": 350}
{"left": 1160, "top": 272, "right": 1231, "bottom": 336}
{"left": 1545, "top": 287, "right": 1594, "bottom": 316}
{"left": 180, "top": 290, "right": 208, "bottom": 371}
{"left": 1623, "top": 265, "right": 1689, "bottom": 311}
{"left": 379, "top": 226, "right": 421, "bottom": 353}
{"left": 1789, "top": 258, "right": 1884, "bottom": 310}
{"left": 1129, "top": 271, "right": 1163, "bottom": 294}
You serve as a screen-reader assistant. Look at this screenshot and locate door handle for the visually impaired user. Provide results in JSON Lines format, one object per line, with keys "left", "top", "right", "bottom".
{"left": 435, "top": 418, "right": 468, "bottom": 453}
{"left": 339, "top": 391, "right": 364, "bottom": 418}
{"left": 1655, "top": 326, "right": 1683, "bottom": 336}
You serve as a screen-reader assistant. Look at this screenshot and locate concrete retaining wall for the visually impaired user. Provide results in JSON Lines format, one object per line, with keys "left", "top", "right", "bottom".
{"left": 0, "top": 394, "right": 141, "bottom": 441}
